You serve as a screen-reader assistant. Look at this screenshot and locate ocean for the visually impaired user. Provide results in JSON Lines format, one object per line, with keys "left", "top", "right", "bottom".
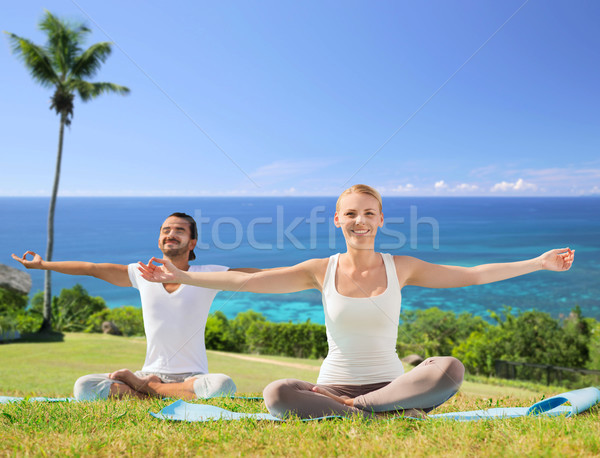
{"left": 1, "top": 197, "right": 599, "bottom": 323}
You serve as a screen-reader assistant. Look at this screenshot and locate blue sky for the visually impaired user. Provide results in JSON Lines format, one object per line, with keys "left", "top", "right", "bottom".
{"left": 1, "top": 0, "right": 598, "bottom": 197}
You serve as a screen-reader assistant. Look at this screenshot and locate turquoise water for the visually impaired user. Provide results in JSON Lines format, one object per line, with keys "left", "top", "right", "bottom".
{"left": 2, "top": 197, "right": 599, "bottom": 323}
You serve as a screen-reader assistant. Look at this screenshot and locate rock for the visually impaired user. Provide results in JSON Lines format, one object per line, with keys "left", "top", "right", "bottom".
{"left": 0, "top": 264, "right": 32, "bottom": 295}
{"left": 102, "top": 321, "right": 122, "bottom": 336}
{"left": 401, "top": 354, "right": 424, "bottom": 366}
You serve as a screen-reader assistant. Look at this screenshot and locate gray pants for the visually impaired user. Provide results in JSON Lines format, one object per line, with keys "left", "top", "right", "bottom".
{"left": 263, "top": 356, "right": 465, "bottom": 419}
{"left": 73, "top": 371, "right": 236, "bottom": 401}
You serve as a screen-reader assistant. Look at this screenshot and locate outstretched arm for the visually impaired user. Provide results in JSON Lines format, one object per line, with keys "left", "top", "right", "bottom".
{"left": 138, "top": 257, "right": 323, "bottom": 293}
{"left": 402, "top": 247, "right": 574, "bottom": 289}
{"left": 11, "top": 251, "right": 131, "bottom": 287}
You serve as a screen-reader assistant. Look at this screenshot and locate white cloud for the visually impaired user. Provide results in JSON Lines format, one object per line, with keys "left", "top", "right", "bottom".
{"left": 491, "top": 178, "right": 537, "bottom": 192}
{"left": 454, "top": 183, "right": 479, "bottom": 192}
{"left": 392, "top": 183, "right": 415, "bottom": 192}
{"left": 590, "top": 186, "right": 600, "bottom": 195}
{"left": 432, "top": 181, "right": 480, "bottom": 194}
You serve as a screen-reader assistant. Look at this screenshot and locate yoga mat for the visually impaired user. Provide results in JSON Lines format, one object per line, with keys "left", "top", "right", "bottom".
{"left": 150, "top": 387, "right": 600, "bottom": 422}
{"left": 430, "top": 386, "right": 600, "bottom": 421}
{"left": 0, "top": 396, "right": 75, "bottom": 404}
{"left": 0, "top": 395, "right": 259, "bottom": 404}
{"left": 150, "top": 401, "right": 339, "bottom": 421}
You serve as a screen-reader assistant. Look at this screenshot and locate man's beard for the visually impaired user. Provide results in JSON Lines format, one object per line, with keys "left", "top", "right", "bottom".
{"left": 160, "top": 242, "right": 189, "bottom": 258}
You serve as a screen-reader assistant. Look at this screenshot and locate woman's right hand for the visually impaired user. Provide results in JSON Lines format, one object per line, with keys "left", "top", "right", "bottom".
{"left": 138, "top": 257, "right": 183, "bottom": 283}
{"left": 311, "top": 386, "right": 355, "bottom": 407}
{"left": 11, "top": 251, "right": 44, "bottom": 269}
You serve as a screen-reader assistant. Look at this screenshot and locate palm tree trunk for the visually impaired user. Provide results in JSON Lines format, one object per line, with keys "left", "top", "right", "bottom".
{"left": 40, "top": 113, "right": 66, "bottom": 333}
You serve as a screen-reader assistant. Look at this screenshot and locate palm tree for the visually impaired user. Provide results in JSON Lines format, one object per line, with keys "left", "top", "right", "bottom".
{"left": 5, "top": 11, "right": 130, "bottom": 332}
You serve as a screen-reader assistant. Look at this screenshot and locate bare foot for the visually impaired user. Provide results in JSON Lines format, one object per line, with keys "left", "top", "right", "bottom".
{"left": 109, "top": 369, "right": 161, "bottom": 395}
{"left": 311, "top": 386, "right": 355, "bottom": 407}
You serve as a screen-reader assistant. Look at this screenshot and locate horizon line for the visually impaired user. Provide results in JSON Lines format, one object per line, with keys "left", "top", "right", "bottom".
{"left": 1, "top": 194, "right": 599, "bottom": 198}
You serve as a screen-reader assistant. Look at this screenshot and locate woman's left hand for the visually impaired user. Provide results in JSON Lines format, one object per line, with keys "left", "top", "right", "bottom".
{"left": 539, "top": 247, "right": 575, "bottom": 271}
{"left": 138, "top": 257, "right": 182, "bottom": 283}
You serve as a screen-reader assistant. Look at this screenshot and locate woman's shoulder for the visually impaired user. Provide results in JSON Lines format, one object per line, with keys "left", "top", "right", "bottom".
{"left": 293, "top": 257, "right": 331, "bottom": 281}
{"left": 390, "top": 254, "right": 424, "bottom": 267}
{"left": 300, "top": 257, "right": 331, "bottom": 270}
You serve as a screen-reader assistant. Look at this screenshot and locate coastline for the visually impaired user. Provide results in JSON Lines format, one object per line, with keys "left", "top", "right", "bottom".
{"left": 3, "top": 196, "right": 598, "bottom": 322}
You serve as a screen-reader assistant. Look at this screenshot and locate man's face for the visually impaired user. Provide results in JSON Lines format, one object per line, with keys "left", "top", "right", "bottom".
{"left": 158, "top": 216, "right": 197, "bottom": 259}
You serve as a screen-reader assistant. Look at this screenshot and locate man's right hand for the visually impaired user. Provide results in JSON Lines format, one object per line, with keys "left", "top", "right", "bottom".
{"left": 12, "top": 251, "right": 44, "bottom": 269}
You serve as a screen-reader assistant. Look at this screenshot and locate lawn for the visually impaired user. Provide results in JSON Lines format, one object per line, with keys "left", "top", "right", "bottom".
{"left": 1, "top": 333, "right": 599, "bottom": 456}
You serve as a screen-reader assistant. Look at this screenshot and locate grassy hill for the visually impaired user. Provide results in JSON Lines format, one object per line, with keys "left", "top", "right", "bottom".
{"left": 1, "top": 333, "right": 598, "bottom": 456}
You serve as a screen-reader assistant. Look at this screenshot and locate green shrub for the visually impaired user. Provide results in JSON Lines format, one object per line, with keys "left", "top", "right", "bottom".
{"left": 229, "top": 310, "right": 266, "bottom": 353}
{"left": 31, "top": 284, "right": 107, "bottom": 332}
{"left": 0, "top": 311, "right": 41, "bottom": 336}
{"left": 451, "top": 326, "right": 504, "bottom": 376}
{"left": 205, "top": 311, "right": 237, "bottom": 351}
{"left": 14, "top": 312, "right": 43, "bottom": 333}
{"left": 0, "top": 313, "right": 17, "bottom": 335}
{"left": 587, "top": 319, "right": 600, "bottom": 371}
{"left": 245, "top": 320, "right": 327, "bottom": 359}
{"left": 0, "top": 288, "right": 28, "bottom": 315}
{"left": 0, "top": 287, "right": 42, "bottom": 334}
{"left": 86, "top": 305, "right": 144, "bottom": 336}
{"left": 396, "top": 307, "right": 488, "bottom": 358}
{"left": 452, "top": 307, "right": 593, "bottom": 378}
{"left": 203, "top": 310, "right": 326, "bottom": 359}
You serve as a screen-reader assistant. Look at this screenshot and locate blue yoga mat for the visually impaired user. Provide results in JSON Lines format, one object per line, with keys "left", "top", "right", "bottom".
{"left": 150, "top": 387, "right": 600, "bottom": 422}
{"left": 150, "top": 401, "right": 337, "bottom": 422}
{"left": 429, "top": 386, "right": 600, "bottom": 421}
{"left": 0, "top": 396, "right": 75, "bottom": 404}
{"left": 0, "top": 395, "right": 259, "bottom": 404}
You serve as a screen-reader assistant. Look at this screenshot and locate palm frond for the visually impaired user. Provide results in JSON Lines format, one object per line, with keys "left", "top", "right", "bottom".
{"left": 3, "top": 32, "right": 58, "bottom": 87}
{"left": 39, "top": 11, "right": 90, "bottom": 77}
{"left": 72, "top": 80, "right": 130, "bottom": 102}
{"left": 71, "top": 42, "right": 113, "bottom": 79}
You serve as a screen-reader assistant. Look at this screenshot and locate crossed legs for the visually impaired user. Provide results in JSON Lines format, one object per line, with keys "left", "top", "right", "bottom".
{"left": 263, "top": 357, "right": 465, "bottom": 419}
{"left": 73, "top": 369, "right": 236, "bottom": 401}
{"left": 108, "top": 369, "right": 196, "bottom": 399}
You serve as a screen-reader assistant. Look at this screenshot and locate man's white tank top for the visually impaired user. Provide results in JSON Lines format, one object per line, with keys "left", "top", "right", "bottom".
{"left": 317, "top": 252, "right": 404, "bottom": 385}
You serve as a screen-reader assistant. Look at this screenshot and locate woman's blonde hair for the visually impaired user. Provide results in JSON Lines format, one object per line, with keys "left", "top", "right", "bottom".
{"left": 336, "top": 184, "right": 383, "bottom": 212}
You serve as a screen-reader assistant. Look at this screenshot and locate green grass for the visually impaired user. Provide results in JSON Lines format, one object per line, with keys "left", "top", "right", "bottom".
{"left": 1, "top": 333, "right": 599, "bottom": 456}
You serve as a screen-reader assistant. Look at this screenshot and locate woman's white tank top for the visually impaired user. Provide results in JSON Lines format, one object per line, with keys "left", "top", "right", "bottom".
{"left": 317, "top": 252, "right": 404, "bottom": 385}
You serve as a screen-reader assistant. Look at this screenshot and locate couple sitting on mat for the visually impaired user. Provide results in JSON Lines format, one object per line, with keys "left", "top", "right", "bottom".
{"left": 14, "top": 184, "right": 574, "bottom": 419}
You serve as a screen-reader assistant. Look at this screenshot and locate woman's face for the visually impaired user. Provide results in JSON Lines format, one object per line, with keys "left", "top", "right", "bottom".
{"left": 334, "top": 192, "right": 384, "bottom": 248}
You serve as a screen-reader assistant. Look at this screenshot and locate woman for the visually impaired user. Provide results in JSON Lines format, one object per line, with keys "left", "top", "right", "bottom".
{"left": 138, "top": 185, "right": 574, "bottom": 419}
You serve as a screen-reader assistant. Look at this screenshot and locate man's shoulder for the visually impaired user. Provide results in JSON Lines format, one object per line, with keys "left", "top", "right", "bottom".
{"left": 189, "top": 264, "right": 229, "bottom": 273}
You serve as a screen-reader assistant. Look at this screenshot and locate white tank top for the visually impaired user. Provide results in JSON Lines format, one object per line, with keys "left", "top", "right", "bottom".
{"left": 317, "top": 252, "right": 404, "bottom": 385}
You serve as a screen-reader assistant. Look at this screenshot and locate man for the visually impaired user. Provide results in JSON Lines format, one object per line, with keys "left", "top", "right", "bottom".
{"left": 12, "top": 212, "right": 254, "bottom": 400}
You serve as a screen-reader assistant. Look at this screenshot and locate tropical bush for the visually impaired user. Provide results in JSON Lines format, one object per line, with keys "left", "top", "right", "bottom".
{"left": 0, "top": 288, "right": 30, "bottom": 336}
{"left": 396, "top": 307, "right": 488, "bottom": 357}
{"left": 204, "top": 310, "right": 327, "bottom": 359}
{"left": 205, "top": 311, "right": 237, "bottom": 351}
{"left": 245, "top": 320, "right": 328, "bottom": 359}
{"left": 85, "top": 305, "right": 144, "bottom": 336}
{"left": 30, "top": 284, "right": 107, "bottom": 332}
{"left": 452, "top": 307, "right": 592, "bottom": 378}
{"left": 0, "top": 288, "right": 28, "bottom": 315}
